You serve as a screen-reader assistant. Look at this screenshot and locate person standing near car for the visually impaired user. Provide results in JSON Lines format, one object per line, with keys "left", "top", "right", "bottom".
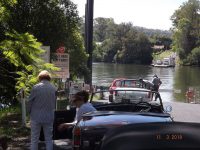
{"left": 27, "top": 70, "right": 57, "bottom": 150}
{"left": 58, "top": 90, "right": 96, "bottom": 130}
{"left": 152, "top": 74, "right": 162, "bottom": 100}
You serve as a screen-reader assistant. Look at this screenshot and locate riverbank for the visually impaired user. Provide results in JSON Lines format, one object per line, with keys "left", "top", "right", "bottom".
{"left": 152, "top": 50, "right": 175, "bottom": 61}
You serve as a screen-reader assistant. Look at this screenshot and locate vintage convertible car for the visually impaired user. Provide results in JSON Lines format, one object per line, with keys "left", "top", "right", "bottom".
{"left": 53, "top": 88, "right": 172, "bottom": 150}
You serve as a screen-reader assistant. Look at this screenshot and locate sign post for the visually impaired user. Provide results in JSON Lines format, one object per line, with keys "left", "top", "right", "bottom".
{"left": 40, "top": 46, "right": 50, "bottom": 63}
{"left": 51, "top": 47, "right": 70, "bottom": 104}
{"left": 51, "top": 51, "right": 69, "bottom": 80}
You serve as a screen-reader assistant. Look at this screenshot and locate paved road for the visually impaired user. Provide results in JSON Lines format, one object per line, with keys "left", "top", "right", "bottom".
{"left": 163, "top": 102, "right": 200, "bottom": 123}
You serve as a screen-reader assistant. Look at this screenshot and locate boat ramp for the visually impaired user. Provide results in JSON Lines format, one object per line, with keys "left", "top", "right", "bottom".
{"left": 164, "top": 101, "right": 200, "bottom": 123}
{"left": 152, "top": 55, "right": 176, "bottom": 67}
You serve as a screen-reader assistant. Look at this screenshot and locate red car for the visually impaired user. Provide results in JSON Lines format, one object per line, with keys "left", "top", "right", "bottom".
{"left": 109, "top": 78, "right": 153, "bottom": 92}
{"left": 109, "top": 78, "right": 126, "bottom": 91}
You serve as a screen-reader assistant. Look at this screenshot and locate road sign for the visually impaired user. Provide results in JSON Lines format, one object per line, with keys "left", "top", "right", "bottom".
{"left": 56, "top": 46, "right": 65, "bottom": 53}
{"left": 40, "top": 46, "right": 50, "bottom": 63}
{"left": 51, "top": 53, "right": 69, "bottom": 79}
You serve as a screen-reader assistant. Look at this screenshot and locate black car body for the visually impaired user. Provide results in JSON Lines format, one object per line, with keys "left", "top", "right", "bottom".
{"left": 100, "top": 122, "right": 200, "bottom": 150}
{"left": 66, "top": 88, "right": 172, "bottom": 150}
{"left": 73, "top": 112, "right": 171, "bottom": 150}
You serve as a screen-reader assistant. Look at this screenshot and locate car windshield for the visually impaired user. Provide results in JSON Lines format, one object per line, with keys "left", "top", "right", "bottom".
{"left": 90, "top": 89, "right": 160, "bottom": 105}
{"left": 122, "top": 80, "right": 142, "bottom": 88}
{"left": 115, "top": 80, "right": 121, "bottom": 87}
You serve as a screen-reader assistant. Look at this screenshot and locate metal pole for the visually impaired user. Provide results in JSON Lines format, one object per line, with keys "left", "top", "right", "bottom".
{"left": 85, "top": 3, "right": 88, "bottom": 52}
{"left": 85, "top": 0, "right": 94, "bottom": 85}
{"left": 21, "top": 89, "right": 26, "bottom": 127}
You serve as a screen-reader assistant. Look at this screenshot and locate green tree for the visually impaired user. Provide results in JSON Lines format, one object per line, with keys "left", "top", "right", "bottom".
{"left": 0, "top": 31, "right": 59, "bottom": 96}
{"left": 111, "top": 23, "right": 152, "bottom": 64}
{"left": 68, "top": 30, "right": 88, "bottom": 78}
{"left": 0, "top": 0, "right": 16, "bottom": 22}
{"left": 0, "top": 0, "right": 16, "bottom": 41}
{"left": 0, "top": 51, "right": 17, "bottom": 104}
{"left": 150, "top": 35, "right": 172, "bottom": 50}
{"left": 94, "top": 17, "right": 116, "bottom": 42}
{"left": 5, "top": 0, "right": 87, "bottom": 79}
{"left": 171, "top": 0, "right": 200, "bottom": 65}
{"left": 0, "top": 0, "right": 18, "bottom": 104}
{"left": 187, "top": 47, "right": 200, "bottom": 66}
{"left": 6, "top": 0, "right": 78, "bottom": 49}
{"left": 93, "top": 21, "right": 153, "bottom": 64}
{"left": 135, "top": 33, "right": 153, "bottom": 64}
{"left": 103, "top": 39, "right": 120, "bottom": 62}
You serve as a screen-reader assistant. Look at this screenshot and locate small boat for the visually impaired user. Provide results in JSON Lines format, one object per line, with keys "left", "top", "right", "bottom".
{"left": 152, "top": 64, "right": 171, "bottom": 67}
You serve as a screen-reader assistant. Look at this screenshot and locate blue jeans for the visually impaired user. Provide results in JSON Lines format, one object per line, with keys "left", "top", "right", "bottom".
{"left": 31, "top": 121, "right": 53, "bottom": 150}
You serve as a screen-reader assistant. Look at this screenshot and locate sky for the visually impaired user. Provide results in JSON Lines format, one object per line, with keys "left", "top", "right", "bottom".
{"left": 71, "top": 0, "right": 188, "bottom": 30}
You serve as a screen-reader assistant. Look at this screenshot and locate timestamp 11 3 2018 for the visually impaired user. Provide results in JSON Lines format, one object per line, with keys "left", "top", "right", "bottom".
{"left": 156, "top": 133, "right": 183, "bottom": 141}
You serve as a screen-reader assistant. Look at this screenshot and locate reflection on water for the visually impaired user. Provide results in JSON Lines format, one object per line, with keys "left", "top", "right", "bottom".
{"left": 173, "top": 66, "right": 200, "bottom": 102}
{"left": 92, "top": 63, "right": 200, "bottom": 102}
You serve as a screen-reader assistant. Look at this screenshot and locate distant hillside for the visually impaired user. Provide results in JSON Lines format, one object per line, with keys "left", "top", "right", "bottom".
{"left": 133, "top": 26, "right": 172, "bottom": 38}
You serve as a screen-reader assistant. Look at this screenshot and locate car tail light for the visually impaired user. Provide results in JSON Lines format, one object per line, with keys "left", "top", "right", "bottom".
{"left": 73, "top": 126, "right": 81, "bottom": 149}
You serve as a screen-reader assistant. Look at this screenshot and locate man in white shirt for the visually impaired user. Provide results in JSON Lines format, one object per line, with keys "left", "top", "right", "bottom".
{"left": 27, "top": 70, "right": 56, "bottom": 150}
{"left": 58, "top": 91, "right": 96, "bottom": 130}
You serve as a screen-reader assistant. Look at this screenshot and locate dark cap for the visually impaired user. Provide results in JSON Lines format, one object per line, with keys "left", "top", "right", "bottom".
{"left": 72, "top": 90, "right": 89, "bottom": 103}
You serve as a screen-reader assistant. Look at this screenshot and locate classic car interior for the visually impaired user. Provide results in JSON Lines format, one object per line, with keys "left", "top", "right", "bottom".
{"left": 40, "top": 89, "right": 166, "bottom": 141}
{"left": 90, "top": 89, "right": 164, "bottom": 113}
{"left": 93, "top": 102, "right": 163, "bottom": 113}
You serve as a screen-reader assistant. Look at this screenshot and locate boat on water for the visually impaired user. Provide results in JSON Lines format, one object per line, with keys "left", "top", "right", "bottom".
{"left": 152, "top": 57, "right": 175, "bottom": 67}
{"left": 152, "top": 64, "right": 172, "bottom": 67}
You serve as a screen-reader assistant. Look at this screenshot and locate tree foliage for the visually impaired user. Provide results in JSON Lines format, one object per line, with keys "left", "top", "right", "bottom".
{"left": 1, "top": 31, "right": 43, "bottom": 67}
{"left": 171, "top": 0, "right": 200, "bottom": 65}
{"left": 93, "top": 19, "right": 153, "bottom": 64}
{"left": 0, "top": 0, "right": 16, "bottom": 22}
{"left": 0, "top": 31, "right": 59, "bottom": 99}
{"left": 93, "top": 17, "right": 116, "bottom": 42}
{"left": 1, "top": 0, "right": 86, "bottom": 104}
{"left": 187, "top": 47, "right": 200, "bottom": 65}
{"left": 0, "top": 0, "right": 18, "bottom": 104}
{"left": 150, "top": 35, "right": 172, "bottom": 50}
{"left": 5, "top": 0, "right": 87, "bottom": 78}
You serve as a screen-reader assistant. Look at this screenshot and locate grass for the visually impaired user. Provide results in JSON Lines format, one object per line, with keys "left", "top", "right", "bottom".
{"left": 0, "top": 104, "right": 30, "bottom": 149}
{"left": 153, "top": 50, "right": 175, "bottom": 60}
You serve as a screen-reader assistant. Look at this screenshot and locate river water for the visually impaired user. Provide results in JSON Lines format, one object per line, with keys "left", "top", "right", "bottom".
{"left": 92, "top": 63, "right": 200, "bottom": 102}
